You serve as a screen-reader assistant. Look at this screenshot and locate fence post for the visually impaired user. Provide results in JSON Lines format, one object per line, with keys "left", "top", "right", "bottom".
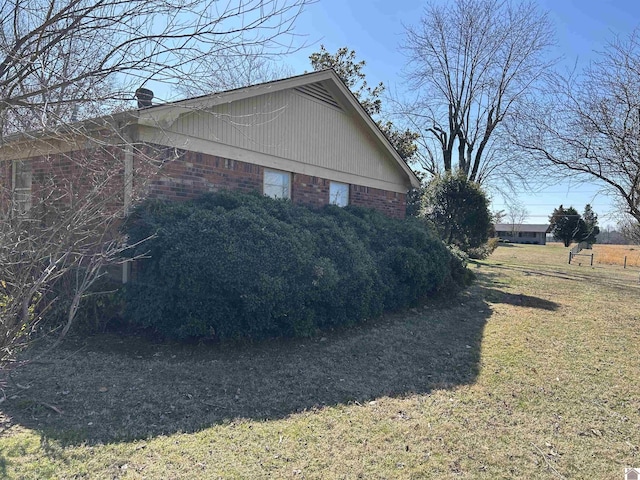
{"left": 568, "top": 251, "right": 572, "bottom": 264}
{"left": 624, "top": 256, "right": 627, "bottom": 269}
{"left": 590, "top": 253, "right": 593, "bottom": 266}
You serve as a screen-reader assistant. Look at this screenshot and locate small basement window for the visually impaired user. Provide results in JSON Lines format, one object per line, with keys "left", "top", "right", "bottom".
{"left": 329, "top": 181, "right": 349, "bottom": 207}
{"left": 263, "top": 169, "right": 291, "bottom": 200}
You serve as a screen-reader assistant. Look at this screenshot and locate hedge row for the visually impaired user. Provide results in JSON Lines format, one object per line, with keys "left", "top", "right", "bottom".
{"left": 122, "top": 191, "right": 470, "bottom": 340}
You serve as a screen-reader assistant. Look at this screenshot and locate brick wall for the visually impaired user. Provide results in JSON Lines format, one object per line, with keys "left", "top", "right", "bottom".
{"left": 144, "top": 149, "right": 262, "bottom": 201}
{"left": 350, "top": 184, "right": 406, "bottom": 219}
{"left": 292, "top": 173, "right": 330, "bottom": 209}
{"left": 145, "top": 151, "right": 407, "bottom": 218}
{"left": 2, "top": 145, "right": 407, "bottom": 219}
{"left": 1, "top": 146, "right": 125, "bottom": 221}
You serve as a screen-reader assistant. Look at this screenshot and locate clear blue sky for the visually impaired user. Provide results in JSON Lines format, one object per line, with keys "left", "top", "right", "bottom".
{"left": 280, "top": 0, "right": 640, "bottom": 227}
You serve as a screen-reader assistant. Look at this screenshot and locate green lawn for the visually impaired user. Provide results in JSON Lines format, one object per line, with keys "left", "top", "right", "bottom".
{"left": 1, "top": 243, "right": 639, "bottom": 478}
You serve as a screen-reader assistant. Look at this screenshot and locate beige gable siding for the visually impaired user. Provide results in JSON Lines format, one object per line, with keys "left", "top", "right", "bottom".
{"left": 167, "top": 88, "right": 408, "bottom": 190}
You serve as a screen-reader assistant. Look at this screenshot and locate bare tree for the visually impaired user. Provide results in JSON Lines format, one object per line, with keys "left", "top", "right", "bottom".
{"left": 402, "top": 0, "right": 555, "bottom": 184}
{"left": 0, "top": 121, "right": 188, "bottom": 364}
{"left": 513, "top": 29, "right": 640, "bottom": 224}
{"left": 506, "top": 199, "right": 529, "bottom": 235}
{"left": 176, "top": 44, "right": 295, "bottom": 97}
{"left": 619, "top": 217, "right": 640, "bottom": 244}
{"left": 0, "top": 0, "right": 310, "bottom": 137}
{"left": 0, "top": 0, "right": 311, "bottom": 366}
{"left": 0, "top": 132, "right": 144, "bottom": 366}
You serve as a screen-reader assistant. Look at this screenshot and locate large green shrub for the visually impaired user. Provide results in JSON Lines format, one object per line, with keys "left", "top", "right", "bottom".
{"left": 122, "top": 191, "right": 468, "bottom": 341}
{"left": 467, "top": 237, "right": 500, "bottom": 260}
{"left": 421, "top": 172, "right": 492, "bottom": 251}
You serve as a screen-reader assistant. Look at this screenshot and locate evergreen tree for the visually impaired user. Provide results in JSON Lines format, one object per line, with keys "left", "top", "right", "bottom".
{"left": 422, "top": 172, "right": 492, "bottom": 250}
{"left": 580, "top": 204, "right": 600, "bottom": 244}
{"left": 549, "top": 205, "right": 583, "bottom": 247}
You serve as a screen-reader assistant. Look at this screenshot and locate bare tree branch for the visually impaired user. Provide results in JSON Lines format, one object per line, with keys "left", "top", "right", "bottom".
{"left": 401, "top": 0, "right": 555, "bottom": 185}
{"left": 0, "top": 0, "right": 312, "bottom": 367}
{"left": 512, "top": 28, "right": 640, "bottom": 223}
{"left": 1, "top": 0, "right": 312, "bottom": 136}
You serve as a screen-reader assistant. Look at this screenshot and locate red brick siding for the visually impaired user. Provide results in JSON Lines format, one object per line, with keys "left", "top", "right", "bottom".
{"left": 2, "top": 145, "right": 407, "bottom": 219}
{"left": 144, "top": 149, "right": 262, "bottom": 201}
{"left": 1, "top": 147, "right": 125, "bottom": 220}
{"left": 350, "top": 185, "right": 406, "bottom": 219}
{"left": 35, "top": 148, "right": 124, "bottom": 212}
{"left": 145, "top": 152, "right": 407, "bottom": 218}
{"left": 292, "top": 173, "right": 330, "bottom": 209}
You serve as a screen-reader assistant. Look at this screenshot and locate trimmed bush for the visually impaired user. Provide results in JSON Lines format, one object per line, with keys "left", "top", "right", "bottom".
{"left": 468, "top": 237, "right": 500, "bottom": 260}
{"left": 122, "top": 191, "right": 468, "bottom": 341}
{"left": 421, "top": 172, "right": 492, "bottom": 251}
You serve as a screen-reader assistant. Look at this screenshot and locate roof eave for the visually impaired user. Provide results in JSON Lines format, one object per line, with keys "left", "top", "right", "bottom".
{"left": 2, "top": 70, "right": 421, "bottom": 190}
{"left": 137, "top": 69, "right": 421, "bottom": 190}
{"left": 0, "top": 110, "right": 138, "bottom": 150}
{"left": 317, "top": 70, "right": 421, "bottom": 189}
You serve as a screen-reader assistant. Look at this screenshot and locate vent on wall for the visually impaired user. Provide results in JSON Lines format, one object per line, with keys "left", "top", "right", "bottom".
{"left": 294, "top": 82, "right": 342, "bottom": 110}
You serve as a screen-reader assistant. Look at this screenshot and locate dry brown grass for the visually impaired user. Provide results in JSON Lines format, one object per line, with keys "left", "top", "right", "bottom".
{"left": 592, "top": 243, "right": 640, "bottom": 268}
{"left": 1, "top": 243, "right": 640, "bottom": 479}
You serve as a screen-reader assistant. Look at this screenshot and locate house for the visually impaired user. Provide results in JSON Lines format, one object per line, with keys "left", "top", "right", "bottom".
{"left": 494, "top": 223, "right": 550, "bottom": 245}
{"left": 0, "top": 70, "right": 420, "bottom": 221}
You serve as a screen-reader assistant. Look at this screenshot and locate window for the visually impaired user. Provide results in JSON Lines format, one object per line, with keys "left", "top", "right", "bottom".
{"left": 263, "top": 169, "right": 291, "bottom": 199}
{"left": 13, "top": 160, "right": 32, "bottom": 214}
{"left": 329, "top": 181, "right": 349, "bottom": 207}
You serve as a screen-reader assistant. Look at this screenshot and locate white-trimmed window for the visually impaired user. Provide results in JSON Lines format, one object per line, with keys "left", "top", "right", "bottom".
{"left": 263, "top": 169, "right": 291, "bottom": 200}
{"left": 12, "top": 160, "right": 32, "bottom": 215}
{"left": 329, "top": 181, "right": 349, "bottom": 207}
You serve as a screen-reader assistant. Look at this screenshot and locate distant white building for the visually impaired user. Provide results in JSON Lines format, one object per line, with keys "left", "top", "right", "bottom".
{"left": 494, "top": 224, "right": 550, "bottom": 245}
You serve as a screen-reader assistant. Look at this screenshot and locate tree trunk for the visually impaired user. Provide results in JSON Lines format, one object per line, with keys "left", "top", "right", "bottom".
{"left": 457, "top": 133, "right": 467, "bottom": 174}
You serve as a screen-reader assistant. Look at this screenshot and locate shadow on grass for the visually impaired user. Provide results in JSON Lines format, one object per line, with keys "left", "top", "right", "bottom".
{"left": 470, "top": 269, "right": 560, "bottom": 311}
{"left": 0, "top": 285, "right": 492, "bottom": 446}
{"left": 479, "top": 289, "right": 559, "bottom": 310}
{"left": 485, "top": 260, "right": 640, "bottom": 293}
